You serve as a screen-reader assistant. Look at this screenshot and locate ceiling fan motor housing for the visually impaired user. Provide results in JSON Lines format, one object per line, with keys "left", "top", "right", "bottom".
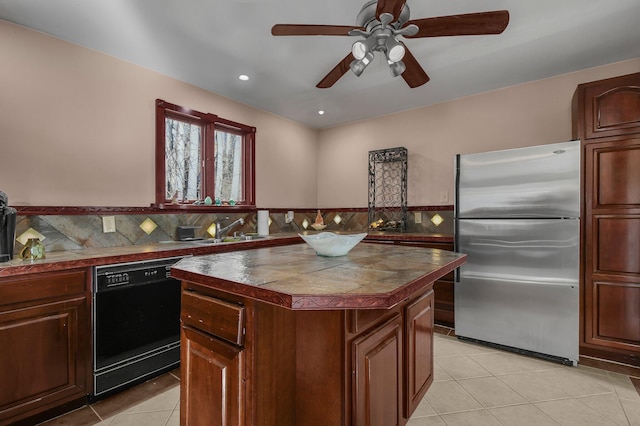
{"left": 356, "top": 0, "right": 410, "bottom": 30}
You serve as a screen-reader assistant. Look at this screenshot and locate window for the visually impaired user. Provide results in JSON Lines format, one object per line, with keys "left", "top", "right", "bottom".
{"left": 155, "top": 99, "right": 255, "bottom": 207}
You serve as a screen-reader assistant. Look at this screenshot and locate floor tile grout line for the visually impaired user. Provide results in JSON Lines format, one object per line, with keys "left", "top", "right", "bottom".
{"left": 576, "top": 393, "right": 633, "bottom": 426}
{"left": 167, "top": 406, "right": 180, "bottom": 426}
{"left": 90, "top": 404, "right": 107, "bottom": 424}
{"left": 568, "top": 394, "right": 631, "bottom": 425}
{"left": 490, "top": 404, "right": 564, "bottom": 426}
{"left": 620, "top": 398, "right": 638, "bottom": 426}
{"left": 618, "top": 393, "right": 640, "bottom": 402}
{"left": 493, "top": 369, "right": 615, "bottom": 403}
{"left": 447, "top": 364, "right": 552, "bottom": 415}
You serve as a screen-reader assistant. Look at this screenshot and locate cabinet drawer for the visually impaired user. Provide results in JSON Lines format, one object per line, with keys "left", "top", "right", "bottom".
{"left": 0, "top": 270, "right": 86, "bottom": 308}
{"left": 181, "top": 291, "right": 245, "bottom": 346}
{"left": 349, "top": 309, "right": 389, "bottom": 335}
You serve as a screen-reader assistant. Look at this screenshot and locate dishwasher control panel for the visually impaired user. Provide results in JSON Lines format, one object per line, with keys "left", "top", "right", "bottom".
{"left": 94, "top": 257, "right": 184, "bottom": 292}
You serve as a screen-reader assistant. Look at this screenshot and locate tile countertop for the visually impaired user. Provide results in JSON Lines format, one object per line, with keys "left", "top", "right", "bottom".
{"left": 172, "top": 242, "right": 465, "bottom": 310}
{"left": 0, "top": 235, "right": 301, "bottom": 278}
{"left": 0, "top": 232, "right": 454, "bottom": 279}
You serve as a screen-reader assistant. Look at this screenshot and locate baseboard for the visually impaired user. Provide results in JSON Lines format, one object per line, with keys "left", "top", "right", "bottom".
{"left": 579, "top": 354, "right": 640, "bottom": 379}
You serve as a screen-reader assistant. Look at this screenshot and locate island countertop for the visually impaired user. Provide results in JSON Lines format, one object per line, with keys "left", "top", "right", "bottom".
{"left": 171, "top": 241, "right": 466, "bottom": 310}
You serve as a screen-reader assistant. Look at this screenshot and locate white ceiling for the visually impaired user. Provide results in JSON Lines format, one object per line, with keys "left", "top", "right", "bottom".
{"left": 1, "top": 0, "right": 639, "bottom": 129}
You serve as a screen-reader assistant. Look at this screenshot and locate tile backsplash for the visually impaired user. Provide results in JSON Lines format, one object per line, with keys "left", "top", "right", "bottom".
{"left": 15, "top": 208, "right": 453, "bottom": 253}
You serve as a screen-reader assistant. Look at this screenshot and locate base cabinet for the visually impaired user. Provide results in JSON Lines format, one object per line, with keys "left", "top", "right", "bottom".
{"left": 181, "top": 281, "right": 435, "bottom": 426}
{"left": 352, "top": 314, "right": 403, "bottom": 426}
{"left": 180, "top": 326, "right": 244, "bottom": 426}
{"left": 405, "top": 291, "right": 434, "bottom": 416}
{"left": 0, "top": 270, "right": 90, "bottom": 426}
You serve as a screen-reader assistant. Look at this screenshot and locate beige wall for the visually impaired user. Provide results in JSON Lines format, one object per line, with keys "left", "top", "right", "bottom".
{"left": 316, "top": 58, "right": 640, "bottom": 208}
{"left": 2, "top": 19, "right": 639, "bottom": 210}
{"left": 0, "top": 20, "right": 318, "bottom": 208}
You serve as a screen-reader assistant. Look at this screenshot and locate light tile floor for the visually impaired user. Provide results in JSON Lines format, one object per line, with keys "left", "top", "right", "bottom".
{"left": 40, "top": 334, "right": 640, "bottom": 425}
{"left": 38, "top": 370, "right": 181, "bottom": 426}
{"left": 409, "top": 334, "right": 640, "bottom": 426}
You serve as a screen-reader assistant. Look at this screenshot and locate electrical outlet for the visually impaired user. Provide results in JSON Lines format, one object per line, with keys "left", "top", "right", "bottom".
{"left": 440, "top": 191, "right": 449, "bottom": 203}
{"left": 286, "top": 211, "right": 294, "bottom": 223}
{"left": 102, "top": 216, "right": 116, "bottom": 233}
{"left": 414, "top": 212, "right": 422, "bottom": 224}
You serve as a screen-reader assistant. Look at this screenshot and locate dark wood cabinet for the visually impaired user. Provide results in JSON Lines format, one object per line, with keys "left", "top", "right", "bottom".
{"left": 352, "top": 314, "right": 403, "bottom": 426}
{"left": 180, "top": 288, "right": 247, "bottom": 426}
{"left": 180, "top": 281, "right": 435, "bottom": 426}
{"left": 404, "top": 290, "right": 434, "bottom": 417}
{"left": 0, "top": 269, "right": 90, "bottom": 426}
{"left": 573, "top": 72, "right": 640, "bottom": 370}
{"left": 573, "top": 73, "right": 640, "bottom": 140}
{"left": 181, "top": 326, "right": 244, "bottom": 426}
{"left": 180, "top": 284, "right": 297, "bottom": 426}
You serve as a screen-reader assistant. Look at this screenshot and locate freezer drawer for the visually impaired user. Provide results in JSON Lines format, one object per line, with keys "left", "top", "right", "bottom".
{"left": 455, "top": 276, "right": 578, "bottom": 362}
{"left": 454, "top": 219, "right": 579, "bottom": 363}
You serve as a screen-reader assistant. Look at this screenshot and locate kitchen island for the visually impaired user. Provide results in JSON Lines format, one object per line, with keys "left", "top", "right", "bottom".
{"left": 171, "top": 242, "right": 466, "bottom": 426}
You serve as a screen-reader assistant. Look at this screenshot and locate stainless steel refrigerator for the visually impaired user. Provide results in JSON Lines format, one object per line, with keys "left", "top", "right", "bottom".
{"left": 454, "top": 140, "right": 580, "bottom": 365}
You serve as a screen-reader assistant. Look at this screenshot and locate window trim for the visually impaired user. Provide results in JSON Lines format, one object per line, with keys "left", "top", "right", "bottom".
{"left": 155, "top": 99, "right": 256, "bottom": 208}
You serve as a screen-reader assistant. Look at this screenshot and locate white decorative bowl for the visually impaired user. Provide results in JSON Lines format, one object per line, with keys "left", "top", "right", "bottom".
{"left": 310, "top": 223, "right": 327, "bottom": 231}
{"left": 299, "top": 232, "right": 367, "bottom": 257}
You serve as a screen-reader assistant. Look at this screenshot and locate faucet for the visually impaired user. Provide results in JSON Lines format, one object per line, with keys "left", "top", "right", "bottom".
{"left": 215, "top": 218, "right": 245, "bottom": 239}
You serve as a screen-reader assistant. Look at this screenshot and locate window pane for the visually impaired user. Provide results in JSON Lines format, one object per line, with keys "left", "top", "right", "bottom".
{"left": 165, "top": 117, "right": 202, "bottom": 201}
{"left": 214, "top": 130, "right": 243, "bottom": 202}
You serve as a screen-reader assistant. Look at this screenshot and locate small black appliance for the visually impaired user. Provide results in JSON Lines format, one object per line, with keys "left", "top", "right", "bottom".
{"left": 0, "top": 191, "right": 17, "bottom": 263}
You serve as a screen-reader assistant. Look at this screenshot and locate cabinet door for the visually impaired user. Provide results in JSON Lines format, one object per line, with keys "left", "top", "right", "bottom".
{"left": 181, "top": 326, "right": 244, "bottom": 426}
{"left": 580, "top": 72, "right": 640, "bottom": 140}
{"left": 0, "top": 296, "right": 88, "bottom": 424}
{"left": 584, "top": 140, "right": 640, "bottom": 359}
{"left": 352, "top": 314, "right": 403, "bottom": 426}
{"left": 405, "top": 290, "right": 434, "bottom": 418}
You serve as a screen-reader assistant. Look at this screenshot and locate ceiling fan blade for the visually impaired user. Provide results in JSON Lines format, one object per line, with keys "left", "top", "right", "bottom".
{"left": 317, "top": 53, "right": 355, "bottom": 88}
{"left": 376, "top": 0, "right": 407, "bottom": 21}
{"left": 271, "top": 24, "right": 364, "bottom": 36}
{"left": 400, "top": 45, "right": 429, "bottom": 88}
{"left": 405, "top": 10, "right": 509, "bottom": 38}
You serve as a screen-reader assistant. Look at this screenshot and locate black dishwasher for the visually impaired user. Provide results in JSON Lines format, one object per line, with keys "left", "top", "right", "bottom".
{"left": 92, "top": 257, "right": 184, "bottom": 399}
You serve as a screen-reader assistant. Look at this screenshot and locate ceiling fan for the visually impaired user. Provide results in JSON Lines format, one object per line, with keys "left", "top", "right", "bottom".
{"left": 271, "top": 0, "right": 509, "bottom": 89}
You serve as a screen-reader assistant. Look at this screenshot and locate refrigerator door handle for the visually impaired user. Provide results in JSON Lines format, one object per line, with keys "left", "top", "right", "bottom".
{"left": 460, "top": 273, "right": 578, "bottom": 288}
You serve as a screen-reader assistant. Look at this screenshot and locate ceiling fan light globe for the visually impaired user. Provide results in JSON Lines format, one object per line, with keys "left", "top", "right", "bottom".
{"left": 352, "top": 41, "right": 368, "bottom": 60}
{"left": 387, "top": 43, "right": 405, "bottom": 63}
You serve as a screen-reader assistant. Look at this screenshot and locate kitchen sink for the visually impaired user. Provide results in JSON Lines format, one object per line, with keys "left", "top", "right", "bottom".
{"left": 224, "top": 234, "right": 267, "bottom": 242}
{"left": 159, "top": 234, "right": 267, "bottom": 246}
{"left": 190, "top": 235, "right": 266, "bottom": 245}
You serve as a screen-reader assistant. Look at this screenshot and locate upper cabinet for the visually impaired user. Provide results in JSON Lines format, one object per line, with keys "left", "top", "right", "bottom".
{"left": 573, "top": 72, "right": 640, "bottom": 140}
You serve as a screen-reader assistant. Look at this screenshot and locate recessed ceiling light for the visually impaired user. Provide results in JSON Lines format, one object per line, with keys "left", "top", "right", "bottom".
{"left": 239, "top": 74, "right": 249, "bottom": 81}
{"left": 318, "top": 110, "right": 325, "bottom": 115}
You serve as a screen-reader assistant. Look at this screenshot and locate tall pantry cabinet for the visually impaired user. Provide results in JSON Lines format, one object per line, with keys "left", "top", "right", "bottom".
{"left": 572, "top": 72, "right": 640, "bottom": 370}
